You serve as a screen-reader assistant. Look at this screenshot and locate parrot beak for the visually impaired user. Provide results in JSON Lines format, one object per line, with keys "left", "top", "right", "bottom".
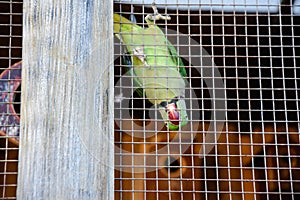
{"left": 158, "top": 97, "right": 187, "bottom": 130}
{"left": 166, "top": 103, "right": 180, "bottom": 126}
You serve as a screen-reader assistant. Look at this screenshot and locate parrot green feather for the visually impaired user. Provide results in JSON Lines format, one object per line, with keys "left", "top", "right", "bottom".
{"left": 114, "top": 13, "right": 188, "bottom": 130}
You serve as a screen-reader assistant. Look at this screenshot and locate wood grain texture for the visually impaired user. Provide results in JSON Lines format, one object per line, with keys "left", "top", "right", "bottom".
{"left": 18, "top": 1, "right": 114, "bottom": 199}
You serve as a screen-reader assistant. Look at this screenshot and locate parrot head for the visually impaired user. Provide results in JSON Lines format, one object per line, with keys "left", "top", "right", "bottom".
{"left": 159, "top": 96, "right": 188, "bottom": 130}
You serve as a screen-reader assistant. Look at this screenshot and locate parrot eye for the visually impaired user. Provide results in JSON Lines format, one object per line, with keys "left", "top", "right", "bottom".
{"left": 171, "top": 96, "right": 184, "bottom": 103}
{"left": 160, "top": 101, "right": 168, "bottom": 108}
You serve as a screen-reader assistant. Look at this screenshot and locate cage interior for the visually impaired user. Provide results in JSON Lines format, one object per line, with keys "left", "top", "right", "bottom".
{"left": 114, "top": 1, "right": 300, "bottom": 199}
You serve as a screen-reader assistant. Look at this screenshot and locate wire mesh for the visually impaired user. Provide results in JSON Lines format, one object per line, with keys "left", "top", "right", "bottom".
{"left": 114, "top": 1, "right": 300, "bottom": 199}
{"left": 0, "top": 0, "right": 22, "bottom": 199}
{"left": 0, "top": 0, "right": 299, "bottom": 199}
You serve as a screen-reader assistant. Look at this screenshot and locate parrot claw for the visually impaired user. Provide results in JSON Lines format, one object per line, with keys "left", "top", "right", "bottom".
{"left": 129, "top": 5, "right": 137, "bottom": 24}
{"left": 145, "top": 2, "right": 171, "bottom": 23}
{"left": 133, "top": 47, "right": 150, "bottom": 68}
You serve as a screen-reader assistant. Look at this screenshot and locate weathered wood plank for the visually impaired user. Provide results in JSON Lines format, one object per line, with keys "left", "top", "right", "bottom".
{"left": 18, "top": 1, "right": 114, "bottom": 199}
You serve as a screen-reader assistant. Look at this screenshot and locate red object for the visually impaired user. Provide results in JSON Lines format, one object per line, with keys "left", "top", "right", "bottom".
{"left": 0, "top": 61, "right": 22, "bottom": 145}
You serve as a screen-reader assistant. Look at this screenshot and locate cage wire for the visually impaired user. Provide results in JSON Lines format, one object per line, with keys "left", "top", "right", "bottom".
{"left": 0, "top": 0, "right": 22, "bottom": 199}
{"left": 0, "top": 0, "right": 299, "bottom": 199}
{"left": 114, "top": 0, "right": 300, "bottom": 200}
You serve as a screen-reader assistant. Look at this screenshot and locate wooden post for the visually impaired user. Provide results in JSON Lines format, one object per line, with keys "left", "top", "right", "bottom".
{"left": 17, "top": 0, "right": 114, "bottom": 199}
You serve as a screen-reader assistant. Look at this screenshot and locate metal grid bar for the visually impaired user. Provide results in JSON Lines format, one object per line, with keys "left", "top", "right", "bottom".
{"left": 0, "top": 1, "right": 22, "bottom": 199}
{"left": 114, "top": 1, "right": 300, "bottom": 199}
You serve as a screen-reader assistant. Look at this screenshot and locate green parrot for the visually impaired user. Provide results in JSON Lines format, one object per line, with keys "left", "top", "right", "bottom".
{"left": 114, "top": 4, "right": 188, "bottom": 130}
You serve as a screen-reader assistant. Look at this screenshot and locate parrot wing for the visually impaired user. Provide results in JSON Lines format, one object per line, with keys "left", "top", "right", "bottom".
{"left": 114, "top": 13, "right": 145, "bottom": 97}
{"left": 122, "top": 53, "right": 144, "bottom": 98}
{"left": 166, "top": 39, "right": 187, "bottom": 77}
